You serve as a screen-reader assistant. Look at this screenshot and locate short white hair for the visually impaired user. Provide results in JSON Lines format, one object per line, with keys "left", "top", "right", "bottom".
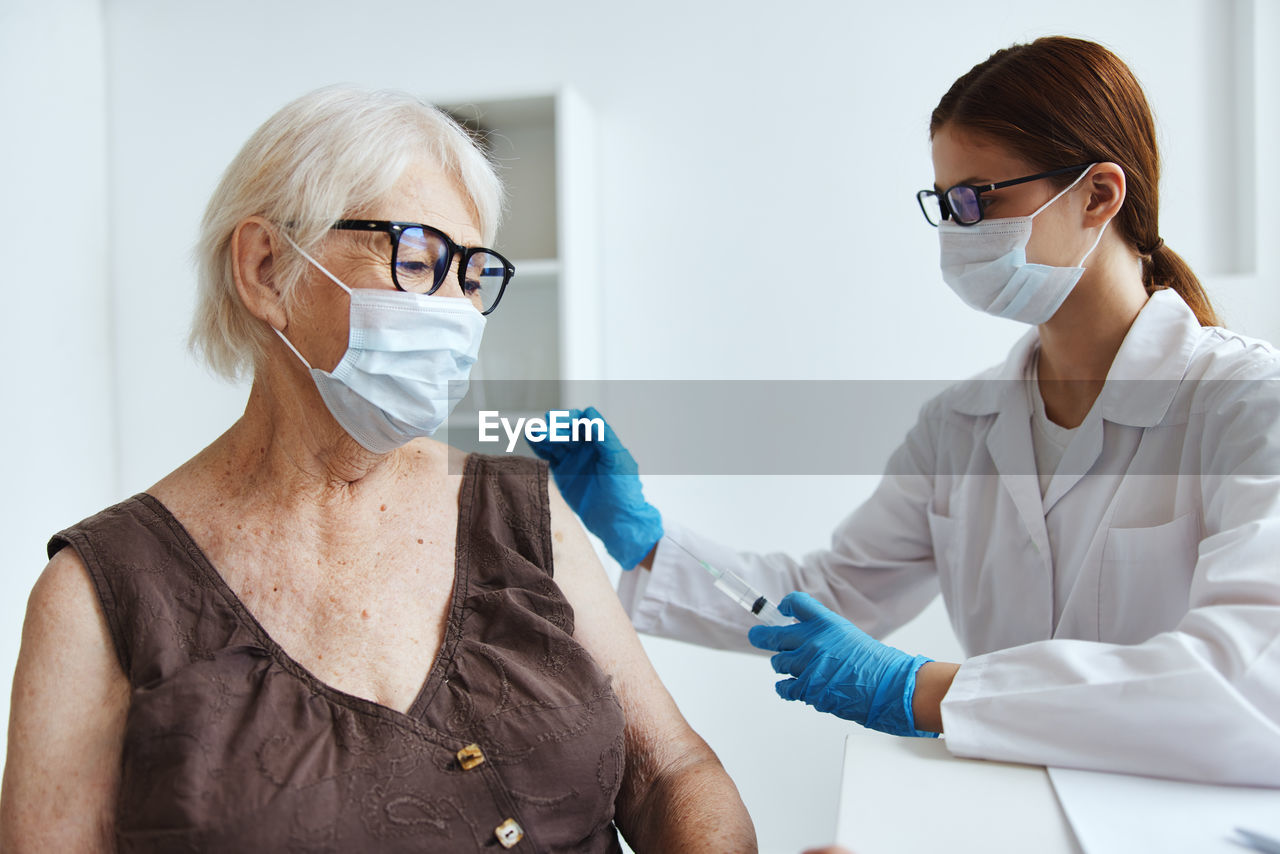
{"left": 190, "top": 86, "right": 504, "bottom": 380}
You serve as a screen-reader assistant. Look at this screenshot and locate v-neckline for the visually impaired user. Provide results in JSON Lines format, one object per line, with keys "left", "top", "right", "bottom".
{"left": 133, "top": 455, "right": 475, "bottom": 731}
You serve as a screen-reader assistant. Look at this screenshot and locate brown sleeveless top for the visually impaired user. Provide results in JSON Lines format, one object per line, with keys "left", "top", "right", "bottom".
{"left": 48, "top": 454, "right": 626, "bottom": 853}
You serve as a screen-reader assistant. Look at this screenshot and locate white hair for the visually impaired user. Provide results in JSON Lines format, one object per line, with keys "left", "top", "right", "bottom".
{"left": 190, "top": 86, "right": 504, "bottom": 380}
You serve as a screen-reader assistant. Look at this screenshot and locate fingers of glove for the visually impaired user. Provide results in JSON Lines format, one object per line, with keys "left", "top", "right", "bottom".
{"left": 550, "top": 470, "right": 591, "bottom": 513}
{"left": 526, "top": 427, "right": 565, "bottom": 462}
{"left": 528, "top": 408, "right": 609, "bottom": 465}
{"left": 526, "top": 408, "right": 576, "bottom": 448}
{"left": 595, "top": 442, "right": 640, "bottom": 478}
{"left": 575, "top": 411, "right": 647, "bottom": 477}
{"left": 578, "top": 484, "right": 644, "bottom": 534}
{"left": 777, "top": 591, "right": 837, "bottom": 623}
{"left": 748, "top": 624, "right": 783, "bottom": 652}
{"left": 578, "top": 406, "right": 622, "bottom": 447}
{"left": 549, "top": 446, "right": 613, "bottom": 507}
{"left": 552, "top": 440, "right": 640, "bottom": 489}
{"left": 569, "top": 406, "right": 631, "bottom": 463}
{"left": 772, "top": 676, "right": 808, "bottom": 703}
{"left": 780, "top": 665, "right": 822, "bottom": 704}
{"left": 768, "top": 648, "right": 817, "bottom": 677}
{"left": 778, "top": 593, "right": 880, "bottom": 655}
{"left": 813, "top": 684, "right": 870, "bottom": 724}
{"left": 747, "top": 621, "right": 813, "bottom": 652}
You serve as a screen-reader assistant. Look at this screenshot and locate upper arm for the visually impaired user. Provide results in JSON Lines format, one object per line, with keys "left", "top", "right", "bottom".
{"left": 1199, "top": 361, "right": 1280, "bottom": 530}
{"left": 1, "top": 547, "right": 130, "bottom": 853}
{"left": 545, "top": 483, "right": 716, "bottom": 786}
{"left": 547, "top": 481, "right": 757, "bottom": 850}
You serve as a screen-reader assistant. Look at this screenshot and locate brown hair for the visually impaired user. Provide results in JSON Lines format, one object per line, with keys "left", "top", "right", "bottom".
{"left": 930, "top": 36, "right": 1220, "bottom": 326}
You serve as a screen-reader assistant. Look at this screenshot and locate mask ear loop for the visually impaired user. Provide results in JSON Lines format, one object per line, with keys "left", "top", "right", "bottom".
{"left": 1029, "top": 163, "right": 1097, "bottom": 218}
{"left": 270, "top": 232, "right": 355, "bottom": 371}
{"left": 273, "top": 326, "right": 314, "bottom": 371}
{"left": 1076, "top": 220, "right": 1110, "bottom": 267}
{"left": 283, "top": 233, "right": 353, "bottom": 294}
{"left": 1028, "top": 163, "right": 1110, "bottom": 267}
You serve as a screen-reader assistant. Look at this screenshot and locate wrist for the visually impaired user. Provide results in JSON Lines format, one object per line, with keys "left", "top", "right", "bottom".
{"left": 636, "top": 544, "right": 658, "bottom": 571}
{"left": 910, "top": 661, "right": 960, "bottom": 734}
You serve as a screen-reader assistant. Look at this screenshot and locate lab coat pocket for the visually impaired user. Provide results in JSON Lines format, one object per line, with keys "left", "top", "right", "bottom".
{"left": 1100, "top": 511, "right": 1200, "bottom": 644}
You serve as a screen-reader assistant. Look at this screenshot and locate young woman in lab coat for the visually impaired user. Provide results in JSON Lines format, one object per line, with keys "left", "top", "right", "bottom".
{"left": 530, "top": 36, "right": 1280, "bottom": 785}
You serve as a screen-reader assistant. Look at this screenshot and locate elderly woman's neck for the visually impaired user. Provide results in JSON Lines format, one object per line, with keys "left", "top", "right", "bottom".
{"left": 226, "top": 374, "right": 407, "bottom": 496}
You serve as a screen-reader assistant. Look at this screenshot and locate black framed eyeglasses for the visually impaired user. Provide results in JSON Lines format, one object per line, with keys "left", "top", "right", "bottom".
{"left": 916, "top": 163, "right": 1094, "bottom": 227}
{"left": 331, "top": 219, "right": 515, "bottom": 315}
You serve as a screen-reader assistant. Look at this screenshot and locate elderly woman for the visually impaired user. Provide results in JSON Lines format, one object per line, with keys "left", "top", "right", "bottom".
{"left": 0, "top": 87, "right": 755, "bottom": 852}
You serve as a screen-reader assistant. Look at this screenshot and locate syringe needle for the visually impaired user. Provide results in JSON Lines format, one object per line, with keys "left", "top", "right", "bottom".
{"left": 662, "top": 535, "right": 795, "bottom": 626}
{"left": 663, "top": 534, "right": 702, "bottom": 563}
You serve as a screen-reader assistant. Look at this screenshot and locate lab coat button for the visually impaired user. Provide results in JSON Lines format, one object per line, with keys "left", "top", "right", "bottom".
{"left": 457, "top": 743, "right": 485, "bottom": 770}
{"left": 495, "top": 818, "right": 524, "bottom": 847}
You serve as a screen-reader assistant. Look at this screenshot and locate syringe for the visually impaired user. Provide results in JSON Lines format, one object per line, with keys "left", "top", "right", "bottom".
{"left": 664, "top": 536, "right": 796, "bottom": 627}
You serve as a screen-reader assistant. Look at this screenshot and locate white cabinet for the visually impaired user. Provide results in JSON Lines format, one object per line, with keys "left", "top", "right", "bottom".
{"left": 440, "top": 89, "right": 599, "bottom": 442}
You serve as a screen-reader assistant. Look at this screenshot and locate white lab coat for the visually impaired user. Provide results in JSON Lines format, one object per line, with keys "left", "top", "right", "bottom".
{"left": 618, "top": 289, "right": 1280, "bottom": 786}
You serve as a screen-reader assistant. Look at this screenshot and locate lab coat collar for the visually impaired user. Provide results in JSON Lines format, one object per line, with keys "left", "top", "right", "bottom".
{"left": 1094, "top": 289, "right": 1200, "bottom": 427}
{"left": 950, "top": 289, "right": 1200, "bottom": 427}
{"left": 949, "top": 330, "right": 1039, "bottom": 416}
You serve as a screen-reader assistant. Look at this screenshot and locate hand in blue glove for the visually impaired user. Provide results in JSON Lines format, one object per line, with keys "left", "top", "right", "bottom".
{"left": 747, "top": 592, "right": 937, "bottom": 738}
{"left": 526, "top": 406, "right": 663, "bottom": 570}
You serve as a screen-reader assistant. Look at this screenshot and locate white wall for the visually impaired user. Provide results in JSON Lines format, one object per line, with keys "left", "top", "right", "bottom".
{"left": 0, "top": 0, "right": 114, "bottom": 775}
{"left": 4, "top": 1, "right": 1278, "bottom": 851}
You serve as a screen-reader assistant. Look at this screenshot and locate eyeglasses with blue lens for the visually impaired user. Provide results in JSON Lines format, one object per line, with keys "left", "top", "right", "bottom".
{"left": 330, "top": 219, "right": 515, "bottom": 315}
{"left": 916, "top": 163, "right": 1093, "bottom": 227}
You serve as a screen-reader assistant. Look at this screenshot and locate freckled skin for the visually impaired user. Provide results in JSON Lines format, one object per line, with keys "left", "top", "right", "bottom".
{"left": 151, "top": 439, "right": 464, "bottom": 714}
{"left": 137, "top": 159, "right": 484, "bottom": 713}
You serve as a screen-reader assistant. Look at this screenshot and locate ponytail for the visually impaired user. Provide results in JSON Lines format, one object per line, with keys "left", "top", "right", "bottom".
{"left": 1142, "top": 241, "right": 1220, "bottom": 327}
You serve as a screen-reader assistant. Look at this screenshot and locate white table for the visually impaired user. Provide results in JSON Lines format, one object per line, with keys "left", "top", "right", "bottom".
{"left": 834, "top": 731, "right": 1082, "bottom": 853}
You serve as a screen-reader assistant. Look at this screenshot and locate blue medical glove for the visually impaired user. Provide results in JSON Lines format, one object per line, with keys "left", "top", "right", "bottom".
{"left": 527, "top": 406, "right": 663, "bottom": 570}
{"left": 747, "top": 592, "right": 937, "bottom": 738}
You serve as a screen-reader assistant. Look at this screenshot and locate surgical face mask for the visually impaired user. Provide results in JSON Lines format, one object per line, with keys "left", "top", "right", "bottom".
{"left": 937, "top": 166, "right": 1107, "bottom": 325}
{"left": 274, "top": 237, "right": 486, "bottom": 453}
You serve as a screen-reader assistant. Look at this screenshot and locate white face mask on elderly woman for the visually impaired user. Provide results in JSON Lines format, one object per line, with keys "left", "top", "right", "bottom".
{"left": 937, "top": 166, "right": 1107, "bottom": 325}
{"left": 274, "top": 236, "right": 486, "bottom": 453}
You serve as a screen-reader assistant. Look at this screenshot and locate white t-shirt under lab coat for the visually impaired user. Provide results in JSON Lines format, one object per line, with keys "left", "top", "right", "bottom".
{"left": 1029, "top": 349, "right": 1077, "bottom": 498}
{"left": 617, "top": 289, "right": 1280, "bottom": 786}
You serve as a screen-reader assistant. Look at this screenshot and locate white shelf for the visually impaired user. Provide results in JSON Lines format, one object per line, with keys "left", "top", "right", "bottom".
{"left": 442, "top": 89, "right": 599, "bottom": 400}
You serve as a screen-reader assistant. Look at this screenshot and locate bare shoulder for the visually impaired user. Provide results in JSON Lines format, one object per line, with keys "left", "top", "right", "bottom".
{"left": 11, "top": 547, "right": 128, "bottom": 729}
{"left": 0, "top": 548, "right": 128, "bottom": 852}
{"left": 21, "top": 547, "right": 125, "bottom": 677}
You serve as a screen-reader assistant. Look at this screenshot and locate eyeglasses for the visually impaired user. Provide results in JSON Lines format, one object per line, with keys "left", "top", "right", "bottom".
{"left": 330, "top": 219, "right": 515, "bottom": 315}
{"left": 916, "top": 164, "right": 1093, "bottom": 227}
